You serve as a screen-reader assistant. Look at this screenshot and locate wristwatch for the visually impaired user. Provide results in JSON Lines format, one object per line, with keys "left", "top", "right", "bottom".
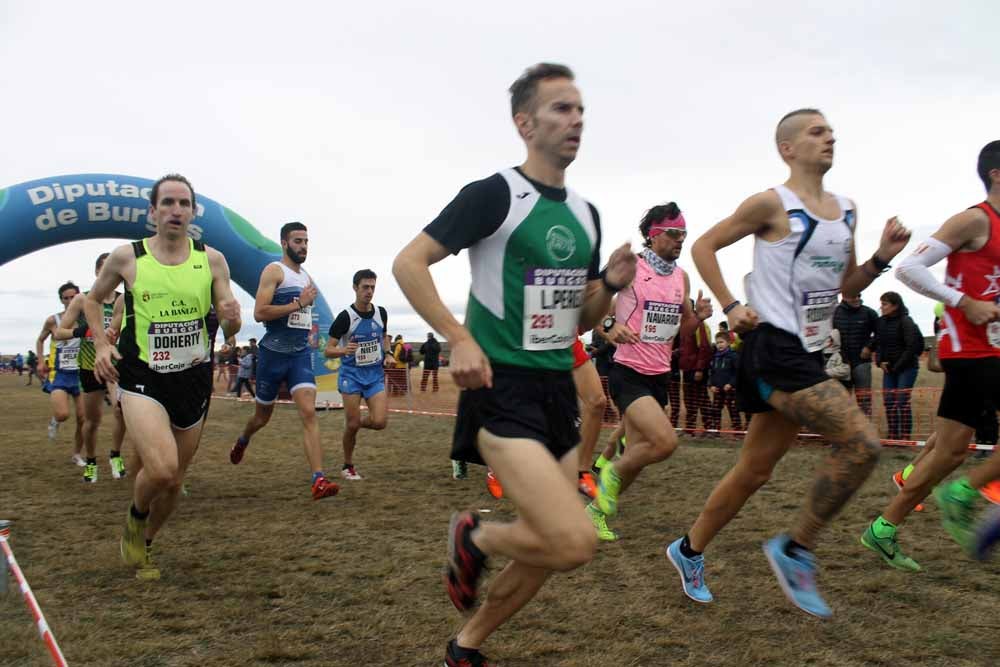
{"left": 602, "top": 315, "right": 616, "bottom": 333}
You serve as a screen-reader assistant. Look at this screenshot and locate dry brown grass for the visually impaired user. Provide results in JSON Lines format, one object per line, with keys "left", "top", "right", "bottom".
{"left": 1, "top": 373, "right": 998, "bottom": 667}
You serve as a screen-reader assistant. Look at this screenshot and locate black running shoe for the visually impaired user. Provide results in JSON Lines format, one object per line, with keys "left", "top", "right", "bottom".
{"left": 444, "top": 639, "right": 494, "bottom": 666}
{"left": 444, "top": 511, "right": 486, "bottom": 612}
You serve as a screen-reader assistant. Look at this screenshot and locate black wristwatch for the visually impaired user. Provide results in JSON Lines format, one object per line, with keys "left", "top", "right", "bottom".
{"left": 602, "top": 315, "right": 616, "bottom": 333}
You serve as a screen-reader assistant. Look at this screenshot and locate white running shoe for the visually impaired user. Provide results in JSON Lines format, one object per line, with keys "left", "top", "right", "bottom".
{"left": 71, "top": 454, "right": 86, "bottom": 467}
{"left": 47, "top": 418, "right": 59, "bottom": 440}
{"left": 340, "top": 465, "right": 363, "bottom": 481}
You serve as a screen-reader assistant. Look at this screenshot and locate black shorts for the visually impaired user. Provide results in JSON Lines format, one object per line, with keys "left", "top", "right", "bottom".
{"left": 608, "top": 362, "right": 670, "bottom": 414}
{"left": 451, "top": 364, "right": 580, "bottom": 466}
{"left": 939, "top": 357, "right": 1000, "bottom": 429}
{"left": 117, "top": 359, "right": 212, "bottom": 430}
{"left": 79, "top": 369, "right": 107, "bottom": 394}
{"left": 737, "top": 324, "right": 829, "bottom": 414}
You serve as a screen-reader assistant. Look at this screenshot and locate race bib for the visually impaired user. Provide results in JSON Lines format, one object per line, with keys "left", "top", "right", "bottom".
{"left": 147, "top": 319, "right": 206, "bottom": 372}
{"left": 800, "top": 289, "right": 838, "bottom": 352}
{"left": 58, "top": 345, "right": 79, "bottom": 371}
{"left": 522, "top": 268, "right": 587, "bottom": 351}
{"left": 355, "top": 338, "right": 381, "bottom": 366}
{"left": 640, "top": 300, "right": 681, "bottom": 344}
{"left": 288, "top": 305, "right": 313, "bottom": 330}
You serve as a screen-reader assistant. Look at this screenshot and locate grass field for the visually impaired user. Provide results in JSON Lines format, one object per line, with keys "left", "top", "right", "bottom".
{"left": 1, "top": 372, "right": 998, "bottom": 667}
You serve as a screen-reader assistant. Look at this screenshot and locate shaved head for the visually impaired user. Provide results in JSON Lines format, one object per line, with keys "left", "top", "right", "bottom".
{"left": 775, "top": 108, "right": 824, "bottom": 145}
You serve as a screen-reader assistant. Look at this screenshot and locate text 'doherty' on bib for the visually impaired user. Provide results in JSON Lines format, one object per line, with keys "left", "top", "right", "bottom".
{"left": 147, "top": 320, "right": 206, "bottom": 372}
{"left": 522, "top": 267, "right": 586, "bottom": 351}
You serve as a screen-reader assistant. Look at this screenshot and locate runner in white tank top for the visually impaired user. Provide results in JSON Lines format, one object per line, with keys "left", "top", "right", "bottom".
{"left": 588, "top": 203, "right": 712, "bottom": 541}
{"left": 665, "top": 109, "right": 911, "bottom": 619}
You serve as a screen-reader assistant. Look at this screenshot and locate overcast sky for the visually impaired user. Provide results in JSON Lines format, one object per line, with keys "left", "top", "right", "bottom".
{"left": 2, "top": 1, "right": 997, "bottom": 355}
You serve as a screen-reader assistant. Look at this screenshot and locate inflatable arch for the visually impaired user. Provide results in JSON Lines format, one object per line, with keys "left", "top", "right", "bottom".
{"left": 0, "top": 173, "right": 342, "bottom": 402}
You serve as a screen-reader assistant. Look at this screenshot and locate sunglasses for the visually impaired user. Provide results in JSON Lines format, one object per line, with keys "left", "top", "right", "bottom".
{"left": 663, "top": 229, "right": 687, "bottom": 240}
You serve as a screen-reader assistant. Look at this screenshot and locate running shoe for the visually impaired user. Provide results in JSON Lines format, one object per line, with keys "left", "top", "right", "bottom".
{"left": 109, "top": 455, "right": 127, "bottom": 480}
{"left": 485, "top": 469, "right": 503, "bottom": 499}
{"left": 71, "top": 453, "right": 86, "bottom": 467}
{"left": 341, "top": 465, "right": 363, "bottom": 481}
{"left": 891, "top": 470, "right": 923, "bottom": 512}
{"left": 311, "top": 476, "right": 340, "bottom": 501}
{"left": 229, "top": 436, "right": 249, "bottom": 465}
{"left": 973, "top": 505, "right": 1000, "bottom": 561}
{"left": 136, "top": 543, "right": 161, "bottom": 581}
{"left": 83, "top": 462, "right": 98, "bottom": 484}
{"left": 860, "top": 523, "right": 921, "bottom": 571}
{"left": 934, "top": 481, "right": 977, "bottom": 552}
{"left": 452, "top": 460, "right": 468, "bottom": 480}
{"left": 980, "top": 480, "right": 1000, "bottom": 505}
{"left": 586, "top": 504, "right": 618, "bottom": 542}
{"left": 444, "top": 638, "right": 494, "bottom": 666}
{"left": 120, "top": 509, "right": 147, "bottom": 567}
{"left": 666, "top": 537, "right": 713, "bottom": 603}
{"left": 595, "top": 464, "right": 622, "bottom": 517}
{"left": 47, "top": 417, "right": 59, "bottom": 440}
{"left": 762, "top": 534, "right": 831, "bottom": 618}
{"left": 445, "top": 511, "right": 486, "bottom": 613}
{"left": 578, "top": 471, "right": 598, "bottom": 500}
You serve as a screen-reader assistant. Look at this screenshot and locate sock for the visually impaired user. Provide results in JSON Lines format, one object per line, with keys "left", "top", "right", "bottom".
{"left": 130, "top": 504, "right": 149, "bottom": 520}
{"left": 237, "top": 436, "right": 249, "bottom": 446}
{"left": 784, "top": 538, "right": 809, "bottom": 558}
{"left": 145, "top": 539, "right": 153, "bottom": 547}
{"left": 902, "top": 463, "right": 915, "bottom": 481}
{"left": 342, "top": 463, "right": 353, "bottom": 470}
{"left": 952, "top": 477, "right": 979, "bottom": 502}
{"left": 680, "top": 534, "right": 702, "bottom": 558}
{"left": 312, "top": 471, "right": 325, "bottom": 483}
{"left": 872, "top": 516, "right": 896, "bottom": 539}
{"left": 595, "top": 454, "right": 610, "bottom": 469}
{"left": 451, "top": 639, "right": 480, "bottom": 657}
{"left": 109, "top": 450, "right": 120, "bottom": 458}
{"left": 86, "top": 457, "right": 97, "bottom": 464}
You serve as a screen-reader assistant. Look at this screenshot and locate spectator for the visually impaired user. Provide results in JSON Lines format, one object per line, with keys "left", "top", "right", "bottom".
{"left": 833, "top": 294, "right": 879, "bottom": 415}
{"left": 707, "top": 332, "right": 741, "bottom": 433}
{"left": 823, "top": 329, "right": 850, "bottom": 382}
{"left": 391, "top": 335, "right": 407, "bottom": 369}
{"left": 419, "top": 332, "right": 441, "bottom": 392}
{"left": 679, "top": 312, "right": 713, "bottom": 430}
{"left": 25, "top": 350, "right": 37, "bottom": 385}
{"left": 234, "top": 347, "right": 256, "bottom": 398}
{"left": 14, "top": 352, "right": 24, "bottom": 376}
{"left": 874, "top": 291, "right": 923, "bottom": 440}
{"left": 248, "top": 337, "right": 259, "bottom": 385}
{"left": 717, "top": 321, "right": 739, "bottom": 347}
{"left": 667, "top": 343, "right": 682, "bottom": 427}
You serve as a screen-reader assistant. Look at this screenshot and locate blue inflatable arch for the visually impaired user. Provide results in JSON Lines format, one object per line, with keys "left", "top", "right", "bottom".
{"left": 0, "top": 173, "right": 339, "bottom": 393}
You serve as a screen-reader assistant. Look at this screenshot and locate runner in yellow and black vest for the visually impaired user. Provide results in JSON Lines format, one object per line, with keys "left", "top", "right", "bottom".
{"left": 85, "top": 174, "right": 241, "bottom": 580}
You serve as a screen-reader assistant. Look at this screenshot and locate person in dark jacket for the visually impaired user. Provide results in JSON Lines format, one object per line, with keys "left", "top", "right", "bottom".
{"left": 832, "top": 294, "right": 879, "bottom": 416}
{"left": 679, "top": 316, "right": 713, "bottom": 430}
{"left": 707, "top": 333, "right": 741, "bottom": 432}
{"left": 874, "top": 291, "right": 922, "bottom": 440}
{"left": 419, "top": 332, "right": 441, "bottom": 392}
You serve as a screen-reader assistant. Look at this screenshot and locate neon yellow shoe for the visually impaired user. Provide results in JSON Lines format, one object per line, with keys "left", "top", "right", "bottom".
{"left": 860, "top": 523, "right": 921, "bottom": 571}
{"left": 136, "top": 543, "right": 160, "bottom": 580}
{"left": 120, "top": 509, "right": 146, "bottom": 567}
{"left": 587, "top": 504, "right": 618, "bottom": 542}
{"left": 595, "top": 464, "right": 622, "bottom": 517}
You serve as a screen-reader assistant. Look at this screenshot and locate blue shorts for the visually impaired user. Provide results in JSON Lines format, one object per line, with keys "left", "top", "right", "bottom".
{"left": 50, "top": 370, "right": 80, "bottom": 397}
{"left": 255, "top": 346, "right": 315, "bottom": 405}
{"left": 339, "top": 365, "right": 385, "bottom": 400}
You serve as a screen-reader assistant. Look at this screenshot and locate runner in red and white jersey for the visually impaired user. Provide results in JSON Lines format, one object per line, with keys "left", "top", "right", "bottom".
{"left": 864, "top": 140, "right": 1000, "bottom": 568}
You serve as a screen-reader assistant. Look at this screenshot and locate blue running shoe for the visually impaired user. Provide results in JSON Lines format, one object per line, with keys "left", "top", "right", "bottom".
{"left": 973, "top": 505, "right": 1000, "bottom": 561}
{"left": 762, "top": 534, "right": 831, "bottom": 619}
{"left": 666, "top": 538, "right": 713, "bottom": 603}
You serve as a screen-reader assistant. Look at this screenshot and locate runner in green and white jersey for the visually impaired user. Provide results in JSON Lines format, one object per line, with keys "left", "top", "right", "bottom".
{"left": 394, "top": 63, "right": 636, "bottom": 667}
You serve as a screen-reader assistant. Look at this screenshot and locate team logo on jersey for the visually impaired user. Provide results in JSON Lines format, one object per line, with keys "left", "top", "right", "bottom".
{"left": 982, "top": 266, "right": 1000, "bottom": 297}
{"left": 545, "top": 225, "right": 576, "bottom": 262}
{"left": 142, "top": 290, "right": 151, "bottom": 302}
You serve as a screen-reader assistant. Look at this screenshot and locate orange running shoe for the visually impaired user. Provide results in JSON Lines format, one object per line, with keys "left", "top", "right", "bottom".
{"left": 578, "top": 471, "right": 597, "bottom": 500}
{"left": 980, "top": 480, "right": 1000, "bottom": 505}
{"left": 485, "top": 469, "right": 503, "bottom": 499}
{"left": 311, "top": 476, "right": 340, "bottom": 501}
{"left": 891, "top": 469, "right": 923, "bottom": 512}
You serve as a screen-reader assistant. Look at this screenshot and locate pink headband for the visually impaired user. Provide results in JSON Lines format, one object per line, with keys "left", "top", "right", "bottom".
{"left": 648, "top": 213, "right": 686, "bottom": 238}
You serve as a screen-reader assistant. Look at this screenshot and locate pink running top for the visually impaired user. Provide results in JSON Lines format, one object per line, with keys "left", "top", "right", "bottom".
{"left": 612, "top": 258, "right": 685, "bottom": 375}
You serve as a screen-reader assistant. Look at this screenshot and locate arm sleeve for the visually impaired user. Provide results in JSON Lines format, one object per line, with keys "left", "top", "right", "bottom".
{"left": 423, "top": 174, "right": 510, "bottom": 255}
{"left": 895, "top": 237, "right": 965, "bottom": 307}
{"left": 588, "top": 202, "right": 602, "bottom": 279}
{"left": 328, "top": 310, "right": 351, "bottom": 340}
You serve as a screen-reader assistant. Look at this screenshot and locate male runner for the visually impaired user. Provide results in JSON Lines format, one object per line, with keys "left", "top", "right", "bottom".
{"left": 393, "top": 62, "right": 636, "bottom": 666}
{"left": 229, "top": 222, "right": 339, "bottom": 500}
{"left": 589, "top": 203, "right": 712, "bottom": 541}
{"left": 324, "top": 269, "right": 388, "bottom": 480}
{"left": 88, "top": 174, "right": 241, "bottom": 578}
{"left": 35, "top": 282, "right": 84, "bottom": 460}
{"left": 665, "top": 109, "right": 910, "bottom": 617}
{"left": 53, "top": 253, "right": 126, "bottom": 482}
{"left": 572, "top": 336, "right": 605, "bottom": 500}
{"left": 861, "top": 140, "right": 1000, "bottom": 564}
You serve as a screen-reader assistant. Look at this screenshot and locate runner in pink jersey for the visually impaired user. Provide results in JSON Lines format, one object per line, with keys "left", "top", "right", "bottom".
{"left": 587, "top": 203, "right": 712, "bottom": 540}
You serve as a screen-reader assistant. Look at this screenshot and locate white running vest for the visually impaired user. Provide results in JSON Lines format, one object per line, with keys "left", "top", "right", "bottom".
{"left": 746, "top": 186, "right": 855, "bottom": 352}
